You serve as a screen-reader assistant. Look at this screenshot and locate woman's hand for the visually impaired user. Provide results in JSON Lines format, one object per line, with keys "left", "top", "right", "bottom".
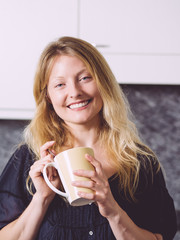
{"left": 72, "top": 155, "right": 163, "bottom": 240}
{"left": 29, "top": 141, "right": 60, "bottom": 203}
{"left": 72, "top": 154, "right": 120, "bottom": 219}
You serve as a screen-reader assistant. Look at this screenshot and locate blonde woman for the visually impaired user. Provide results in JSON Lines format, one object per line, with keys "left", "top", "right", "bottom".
{"left": 0, "top": 36, "right": 177, "bottom": 240}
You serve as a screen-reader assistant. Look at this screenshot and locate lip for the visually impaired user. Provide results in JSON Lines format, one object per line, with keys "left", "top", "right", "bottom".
{"left": 67, "top": 99, "right": 91, "bottom": 109}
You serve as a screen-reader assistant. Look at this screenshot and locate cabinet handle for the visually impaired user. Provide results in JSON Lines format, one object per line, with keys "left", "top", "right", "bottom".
{"left": 92, "top": 44, "right": 110, "bottom": 48}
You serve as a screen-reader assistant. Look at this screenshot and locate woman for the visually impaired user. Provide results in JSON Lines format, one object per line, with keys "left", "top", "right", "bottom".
{"left": 0, "top": 36, "right": 177, "bottom": 240}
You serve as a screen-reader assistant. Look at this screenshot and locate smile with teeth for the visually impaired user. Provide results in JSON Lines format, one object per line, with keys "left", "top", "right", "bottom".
{"left": 68, "top": 100, "right": 90, "bottom": 109}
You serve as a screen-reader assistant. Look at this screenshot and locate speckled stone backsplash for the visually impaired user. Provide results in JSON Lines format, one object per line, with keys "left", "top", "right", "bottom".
{"left": 0, "top": 84, "right": 179, "bottom": 239}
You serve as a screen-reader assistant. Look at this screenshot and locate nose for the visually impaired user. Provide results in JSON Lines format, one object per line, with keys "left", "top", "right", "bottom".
{"left": 69, "top": 82, "right": 82, "bottom": 99}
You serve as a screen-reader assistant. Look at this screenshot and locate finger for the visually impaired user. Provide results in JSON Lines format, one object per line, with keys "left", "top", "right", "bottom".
{"left": 31, "top": 162, "right": 57, "bottom": 182}
{"left": 30, "top": 163, "right": 58, "bottom": 185}
{"left": 85, "top": 154, "right": 101, "bottom": 171}
{"left": 73, "top": 169, "right": 104, "bottom": 186}
{"left": 30, "top": 164, "right": 45, "bottom": 178}
{"left": 72, "top": 178, "right": 108, "bottom": 196}
{"left": 72, "top": 180, "right": 96, "bottom": 190}
{"left": 40, "top": 141, "right": 55, "bottom": 158}
{"left": 73, "top": 169, "right": 96, "bottom": 179}
{"left": 85, "top": 154, "right": 107, "bottom": 179}
{"left": 32, "top": 155, "right": 54, "bottom": 168}
{"left": 77, "top": 191, "right": 95, "bottom": 200}
{"left": 48, "top": 149, "right": 56, "bottom": 157}
{"left": 46, "top": 166, "right": 58, "bottom": 181}
{"left": 31, "top": 154, "right": 54, "bottom": 174}
{"left": 43, "top": 154, "right": 57, "bottom": 178}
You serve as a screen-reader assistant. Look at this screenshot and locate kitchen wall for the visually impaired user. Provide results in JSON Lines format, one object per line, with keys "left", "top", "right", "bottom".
{"left": 0, "top": 84, "right": 179, "bottom": 239}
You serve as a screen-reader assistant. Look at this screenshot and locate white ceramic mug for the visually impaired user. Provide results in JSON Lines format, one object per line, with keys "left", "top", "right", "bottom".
{"left": 43, "top": 147, "right": 95, "bottom": 206}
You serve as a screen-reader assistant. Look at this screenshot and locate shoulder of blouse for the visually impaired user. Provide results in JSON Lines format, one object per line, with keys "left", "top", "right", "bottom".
{"left": 0, "top": 144, "right": 35, "bottom": 186}
{"left": 135, "top": 150, "right": 163, "bottom": 193}
{"left": 12, "top": 144, "right": 34, "bottom": 167}
{"left": 0, "top": 144, "right": 34, "bottom": 201}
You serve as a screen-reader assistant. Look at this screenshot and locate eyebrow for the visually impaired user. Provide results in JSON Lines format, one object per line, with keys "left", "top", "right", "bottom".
{"left": 76, "top": 68, "right": 90, "bottom": 76}
{"left": 51, "top": 68, "right": 90, "bottom": 81}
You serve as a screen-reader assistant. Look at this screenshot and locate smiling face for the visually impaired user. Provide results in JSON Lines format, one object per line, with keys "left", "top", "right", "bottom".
{"left": 47, "top": 55, "right": 103, "bottom": 128}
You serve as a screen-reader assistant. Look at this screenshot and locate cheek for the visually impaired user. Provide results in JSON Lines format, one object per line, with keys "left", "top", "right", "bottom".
{"left": 54, "top": 97, "right": 63, "bottom": 106}
{"left": 50, "top": 98, "right": 65, "bottom": 118}
{"left": 48, "top": 94, "right": 64, "bottom": 112}
{"left": 48, "top": 89, "right": 61, "bottom": 103}
{"left": 50, "top": 95, "right": 57, "bottom": 105}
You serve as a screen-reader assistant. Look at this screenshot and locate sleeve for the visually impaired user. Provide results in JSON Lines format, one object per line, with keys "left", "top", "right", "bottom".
{"left": 150, "top": 168, "right": 177, "bottom": 240}
{"left": 133, "top": 164, "right": 177, "bottom": 240}
{"left": 0, "top": 145, "right": 33, "bottom": 230}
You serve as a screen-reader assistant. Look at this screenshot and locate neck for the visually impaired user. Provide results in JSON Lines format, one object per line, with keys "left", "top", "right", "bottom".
{"left": 66, "top": 120, "right": 101, "bottom": 148}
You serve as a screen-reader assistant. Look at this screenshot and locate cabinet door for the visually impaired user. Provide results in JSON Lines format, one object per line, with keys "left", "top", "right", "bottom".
{"left": 79, "top": 0, "right": 180, "bottom": 84}
{"left": 0, "top": 0, "right": 78, "bottom": 119}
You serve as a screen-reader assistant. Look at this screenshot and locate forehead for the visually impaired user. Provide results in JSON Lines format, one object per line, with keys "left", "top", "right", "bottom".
{"left": 51, "top": 55, "right": 88, "bottom": 73}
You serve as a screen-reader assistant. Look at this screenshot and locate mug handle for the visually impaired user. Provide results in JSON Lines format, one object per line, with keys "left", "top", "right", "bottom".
{"left": 43, "top": 162, "right": 68, "bottom": 198}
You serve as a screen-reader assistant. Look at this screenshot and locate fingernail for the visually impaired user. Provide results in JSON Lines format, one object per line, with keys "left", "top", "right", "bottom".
{"left": 78, "top": 192, "right": 84, "bottom": 197}
{"left": 85, "top": 154, "right": 92, "bottom": 160}
{"left": 48, "top": 149, "right": 56, "bottom": 157}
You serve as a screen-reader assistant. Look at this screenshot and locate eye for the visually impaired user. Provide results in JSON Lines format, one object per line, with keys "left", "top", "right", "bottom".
{"left": 56, "top": 83, "right": 65, "bottom": 88}
{"left": 79, "top": 76, "right": 92, "bottom": 82}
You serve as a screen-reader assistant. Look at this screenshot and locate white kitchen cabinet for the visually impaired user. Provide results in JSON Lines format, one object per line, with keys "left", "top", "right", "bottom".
{"left": 79, "top": 0, "right": 180, "bottom": 84}
{"left": 1, "top": 1, "right": 180, "bottom": 120}
{"left": 0, "top": 0, "right": 78, "bottom": 119}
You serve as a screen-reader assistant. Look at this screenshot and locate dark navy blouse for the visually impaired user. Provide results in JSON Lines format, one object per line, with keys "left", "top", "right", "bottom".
{"left": 0, "top": 145, "right": 177, "bottom": 240}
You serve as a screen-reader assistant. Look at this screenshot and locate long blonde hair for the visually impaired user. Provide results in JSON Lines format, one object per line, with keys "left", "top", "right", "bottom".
{"left": 24, "top": 36, "right": 159, "bottom": 200}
